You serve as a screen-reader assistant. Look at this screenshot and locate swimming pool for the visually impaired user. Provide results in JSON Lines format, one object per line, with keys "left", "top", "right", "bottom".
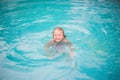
{"left": 0, "top": 0, "right": 120, "bottom": 80}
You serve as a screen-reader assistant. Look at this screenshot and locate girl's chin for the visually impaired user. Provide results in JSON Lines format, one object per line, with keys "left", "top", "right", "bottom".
{"left": 55, "top": 41, "right": 61, "bottom": 42}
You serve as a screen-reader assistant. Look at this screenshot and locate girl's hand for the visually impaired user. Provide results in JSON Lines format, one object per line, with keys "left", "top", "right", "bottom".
{"left": 70, "top": 52, "right": 76, "bottom": 58}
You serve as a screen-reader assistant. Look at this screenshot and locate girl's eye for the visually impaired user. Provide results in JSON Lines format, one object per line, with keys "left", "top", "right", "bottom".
{"left": 59, "top": 34, "right": 61, "bottom": 36}
{"left": 55, "top": 34, "right": 57, "bottom": 36}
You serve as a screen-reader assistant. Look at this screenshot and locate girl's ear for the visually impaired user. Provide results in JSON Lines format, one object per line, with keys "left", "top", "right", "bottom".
{"left": 52, "top": 31, "right": 54, "bottom": 37}
{"left": 64, "top": 35, "right": 66, "bottom": 38}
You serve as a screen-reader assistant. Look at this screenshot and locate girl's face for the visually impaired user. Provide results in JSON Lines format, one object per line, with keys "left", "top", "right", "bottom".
{"left": 53, "top": 29, "right": 64, "bottom": 42}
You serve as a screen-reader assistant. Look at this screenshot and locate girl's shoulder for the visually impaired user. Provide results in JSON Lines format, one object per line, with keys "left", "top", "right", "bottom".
{"left": 63, "top": 39, "right": 70, "bottom": 43}
{"left": 63, "top": 39, "right": 68, "bottom": 42}
{"left": 63, "top": 39, "right": 72, "bottom": 46}
{"left": 46, "top": 39, "right": 55, "bottom": 46}
{"left": 50, "top": 39, "right": 55, "bottom": 44}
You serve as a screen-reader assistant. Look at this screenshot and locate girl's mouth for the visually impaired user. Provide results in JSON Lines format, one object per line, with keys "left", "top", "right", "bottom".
{"left": 55, "top": 38, "right": 61, "bottom": 42}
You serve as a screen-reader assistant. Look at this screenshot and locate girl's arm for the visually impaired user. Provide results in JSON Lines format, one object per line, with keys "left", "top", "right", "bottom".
{"left": 64, "top": 39, "right": 75, "bottom": 57}
{"left": 45, "top": 39, "right": 54, "bottom": 52}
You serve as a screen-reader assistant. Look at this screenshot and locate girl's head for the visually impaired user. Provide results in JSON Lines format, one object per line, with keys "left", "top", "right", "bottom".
{"left": 53, "top": 27, "right": 66, "bottom": 43}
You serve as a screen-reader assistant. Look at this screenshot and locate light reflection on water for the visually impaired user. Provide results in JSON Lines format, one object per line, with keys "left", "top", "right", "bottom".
{"left": 0, "top": 0, "right": 120, "bottom": 80}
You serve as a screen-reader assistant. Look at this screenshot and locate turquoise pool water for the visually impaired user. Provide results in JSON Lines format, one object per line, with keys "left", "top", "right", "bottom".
{"left": 0, "top": 0, "right": 120, "bottom": 80}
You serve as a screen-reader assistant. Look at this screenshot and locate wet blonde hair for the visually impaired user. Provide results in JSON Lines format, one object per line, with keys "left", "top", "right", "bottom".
{"left": 53, "top": 27, "right": 66, "bottom": 38}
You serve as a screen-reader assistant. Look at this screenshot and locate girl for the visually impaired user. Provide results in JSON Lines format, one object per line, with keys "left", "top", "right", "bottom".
{"left": 45, "top": 27, "right": 75, "bottom": 58}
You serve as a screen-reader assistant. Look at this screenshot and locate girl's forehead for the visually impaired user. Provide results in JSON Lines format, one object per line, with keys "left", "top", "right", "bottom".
{"left": 54, "top": 29, "right": 63, "bottom": 33}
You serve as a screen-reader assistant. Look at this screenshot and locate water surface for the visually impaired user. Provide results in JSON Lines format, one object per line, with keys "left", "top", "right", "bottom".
{"left": 0, "top": 0, "right": 120, "bottom": 80}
